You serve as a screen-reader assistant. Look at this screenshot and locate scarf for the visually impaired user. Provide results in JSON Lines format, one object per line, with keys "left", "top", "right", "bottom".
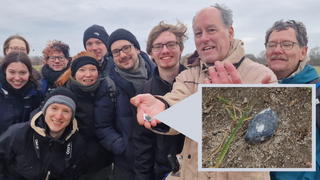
{"left": 0, "top": 73, "right": 34, "bottom": 99}
{"left": 69, "top": 76, "right": 100, "bottom": 92}
{"left": 41, "top": 64, "right": 68, "bottom": 87}
{"left": 115, "top": 54, "right": 148, "bottom": 92}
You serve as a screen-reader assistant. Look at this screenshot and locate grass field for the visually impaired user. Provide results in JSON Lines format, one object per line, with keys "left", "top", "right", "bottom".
{"left": 32, "top": 65, "right": 42, "bottom": 71}
{"left": 314, "top": 66, "right": 320, "bottom": 75}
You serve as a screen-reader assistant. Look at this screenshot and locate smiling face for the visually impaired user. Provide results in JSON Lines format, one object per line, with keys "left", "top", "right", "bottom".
{"left": 45, "top": 103, "right": 72, "bottom": 139}
{"left": 5, "top": 62, "right": 30, "bottom": 89}
{"left": 74, "top": 64, "right": 99, "bottom": 86}
{"left": 111, "top": 40, "right": 140, "bottom": 71}
{"left": 193, "top": 7, "right": 234, "bottom": 63}
{"left": 150, "top": 31, "right": 182, "bottom": 69}
{"left": 266, "top": 28, "right": 307, "bottom": 79}
{"left": 85, "top": 38, "right": 108, "bottom": 60}
{"left": 47, "top": 51, "right": 69, "bottom": 71}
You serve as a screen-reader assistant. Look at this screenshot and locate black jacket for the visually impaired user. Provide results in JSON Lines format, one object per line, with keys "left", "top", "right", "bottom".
{"left": 133, "top": 64, "right": 186, "bottom": 180}
{"left": 0, "top": 110, "right": 86, "bottom": 180}
{"left": 0, "top": 82, "right": 43, "bottom": 135}
{"left": 65, "top": 79, "right": 112, "bottom": 173}
{"left": 94, "top": 51, "right": 155, "bottom": 173}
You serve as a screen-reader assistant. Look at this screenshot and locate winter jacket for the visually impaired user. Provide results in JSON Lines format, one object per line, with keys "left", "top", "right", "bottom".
{"left": 133, "top": 64, "right": 186, "bottom": 180}
{"left": 94, "top": 51, "right": 155, "bottom": 173}
{"left": 270, "top": 56, "right": 320, "bottom": 180}
{"left": 0, "top": 109, "right": 86, "bottom": 180}
{"left": 0, "top": 82, "right": 43, "bottom": 135}
{"left": 154, "top": 39, "right": 277, "bottom": 180}
{"left": 65, "top": 79, "right": 112, "bottom": 174}
{"left": 100, "top": 53, "right": 113, "bottom": 78}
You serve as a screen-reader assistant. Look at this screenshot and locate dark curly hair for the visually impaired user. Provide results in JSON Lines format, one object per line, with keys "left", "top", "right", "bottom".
{"left": 42, "top": 40, "right": 70, "bottom": 64}
{"left": 265, "top": 20, "right": 308, "bottom": 47}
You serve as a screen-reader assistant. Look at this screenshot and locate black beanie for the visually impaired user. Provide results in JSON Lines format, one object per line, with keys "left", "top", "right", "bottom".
{"left": 42, "top": 87, "right": 77, "bottom": 120}
{"left": 71, "top": 56, "right": 100, "bottom": 77}
{"left": 83, "top": 24, "right": 109, "bottom": 49}
{"left": 107, "top": 28, "right": 140, "bottom": 57}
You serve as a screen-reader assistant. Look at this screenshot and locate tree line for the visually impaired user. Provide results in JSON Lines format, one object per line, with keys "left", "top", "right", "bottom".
{"left": 1, "top": 46, "right": 319, "bottom": 67}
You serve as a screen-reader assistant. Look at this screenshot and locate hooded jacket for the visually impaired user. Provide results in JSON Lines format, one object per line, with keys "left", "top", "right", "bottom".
{"left": 94, "top": 51, "right": 155, "bottom": 173}
{"left": 270, "top": 56, "right": 320, "bottom": 180}
{"left": 0, "top": 82, "right": 43, "bottom": 135}
{"left": 0, "top": 109, "right": 86, "bottom": 180}
{"left": 153, "top": 39, "right": 277, "bottom": 180}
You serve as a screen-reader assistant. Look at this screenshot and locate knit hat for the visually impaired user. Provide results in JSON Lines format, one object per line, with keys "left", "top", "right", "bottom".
{"left": 107, "top": 28, "right": 140, "bottom": 57}
{"left": 83, "top": 24, "right": 109, "bottom": 49}
{"left": 71, "top": 56, "right": 100, "bottom": 77}
{"left": 42, "top": 87, "right": 77, "bottom": 120}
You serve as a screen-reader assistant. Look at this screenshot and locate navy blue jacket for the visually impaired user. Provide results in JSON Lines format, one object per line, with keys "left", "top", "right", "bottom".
{"left": 133, "top": 64, "right": 186, "bottom": 180}
{"left": 0, "top": 83, "right": 43, "bottom": 135}
{"left": 94, "top": 51, "right": 155, "bottom": 173}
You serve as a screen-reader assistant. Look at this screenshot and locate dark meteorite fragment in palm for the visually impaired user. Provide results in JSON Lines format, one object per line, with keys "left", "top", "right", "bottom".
{"left": 245, "top": 108, "right": 278, "bottom": 144}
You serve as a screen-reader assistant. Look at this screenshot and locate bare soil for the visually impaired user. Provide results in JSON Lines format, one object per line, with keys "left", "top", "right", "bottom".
{"left": 202, "top": 87, "right": 312, "bottom": 169}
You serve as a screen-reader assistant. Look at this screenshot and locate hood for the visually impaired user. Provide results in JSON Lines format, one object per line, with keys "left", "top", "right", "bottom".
{"left": 30, "top": 111, "right": 78, "bottom": 141}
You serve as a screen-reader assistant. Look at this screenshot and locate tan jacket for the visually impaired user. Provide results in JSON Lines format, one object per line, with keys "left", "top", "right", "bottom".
{"left": 157, "top": 39, "right": 277, "bottom": 180}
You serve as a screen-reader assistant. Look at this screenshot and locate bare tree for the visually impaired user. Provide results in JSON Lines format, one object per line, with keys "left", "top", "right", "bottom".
{"left": 256, "top": 50, "right": 267, "bottom": 65}
{"left": 245, "top": 54, "right": 257, "bottom": 62}
{"left": 308, "top": 46, "right": 320, "bottom": 66}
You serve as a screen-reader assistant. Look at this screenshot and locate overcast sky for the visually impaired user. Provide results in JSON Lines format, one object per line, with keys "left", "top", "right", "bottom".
{"left": 0, "top": 0, "right": 319, "bottom": 58}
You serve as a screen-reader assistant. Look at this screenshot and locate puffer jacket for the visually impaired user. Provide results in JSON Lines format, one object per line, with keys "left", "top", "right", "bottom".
{"left": 0, "top": 82, "right": 43, "bottom": 135}
{"left": 155, "top": 39, "right": 277, "bottom": 180}
{"left": 94, "top": 51, "right": 155, "bottom": 173}
{"left": 0, "top": 109, "right": 86, "bottom": 180}
{"left": 65, "top": 79, "right": 112, "bottom": 174}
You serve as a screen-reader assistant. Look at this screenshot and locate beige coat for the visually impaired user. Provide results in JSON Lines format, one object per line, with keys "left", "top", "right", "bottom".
{"left": 156, "top": 39, "right": 277, "bottom": 180}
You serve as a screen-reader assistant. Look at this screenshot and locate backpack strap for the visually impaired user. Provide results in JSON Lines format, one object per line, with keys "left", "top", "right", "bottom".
{"left": 308, "top": 78, "right": 320, "bottom": 130}
{"left": 106, "top": 76, "right": 117, "bottom": 106}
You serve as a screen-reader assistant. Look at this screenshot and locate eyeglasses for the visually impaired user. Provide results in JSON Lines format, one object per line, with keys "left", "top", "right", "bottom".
{"left": 265, "top": 41, "right": 300, "bottom": 51}
{"left": 9, "top": 46, "right": 27, "bottom": 52}
{"left": 152, "top": 42, "right": 179, "bottom": 52}
{"left": 111, "top": 44, "right": 134, "bottom": 57}
{"left": 48, "top": 56, "right": 66, "bottom": 62}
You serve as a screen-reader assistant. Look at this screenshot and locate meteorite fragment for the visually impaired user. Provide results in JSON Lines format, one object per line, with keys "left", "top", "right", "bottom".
{"left": 245, "top": 108, "right": 278, "bottom": 143}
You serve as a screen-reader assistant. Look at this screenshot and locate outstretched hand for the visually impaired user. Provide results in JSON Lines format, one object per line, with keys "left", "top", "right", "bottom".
{"left": 204, "top": 61, "right": 242, "bottom": 84}
{"left": 130, "top": 94, "right": 165, "bottom": 129}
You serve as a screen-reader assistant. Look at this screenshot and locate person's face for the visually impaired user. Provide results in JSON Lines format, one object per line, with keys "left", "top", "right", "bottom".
{"left": 5, "top": 39, "right": 27, "bottom": 55}
{"left": 193, "top": 7, "right": 234, "bottom": 64}
{"left": 47, "top": 51, "right": 69, "bottom": 71}
{"left": 266, "top": 28, "right": 307, "bottom": 79}
{"left": 5, "top": 62, "right": 30, "bottom": 89}
{"left": 150, "top": 31, "right": 183, "bottom": 69}
{"left": 75, "top": 64, "right": 99, "bottom": 86}
{"left": 111, "top": 40, "right": 140, "bottom": 71}
{"left": 85, "top": 38, "right": 108, "bottom": 60}
{"left": 45, "top": 103, "right": 72, "bottom": 138}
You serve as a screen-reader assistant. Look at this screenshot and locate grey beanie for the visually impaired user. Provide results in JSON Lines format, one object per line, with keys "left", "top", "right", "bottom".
{"left": 42, "top": 87, "right": 77, "bottom": 120}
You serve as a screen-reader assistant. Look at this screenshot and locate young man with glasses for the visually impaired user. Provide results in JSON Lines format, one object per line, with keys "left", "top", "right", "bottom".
{"left": 132, "top": 21, "right": 187, "bottom": 180}
{"left": 265, "top": 20, "right": 320, "bottom": 180}
{"left": 40, "top": 40, "right": 71, "bottom": 94}
{"left": 94, "top": 28, "right": 155, "bottom": 180}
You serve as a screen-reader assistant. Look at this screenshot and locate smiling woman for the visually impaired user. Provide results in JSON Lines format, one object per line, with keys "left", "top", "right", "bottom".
{"left": 55, "top": 51, "right": 113, "bottom": 179}
{"left": 0, "top": 51, "right": 43, "bottom": 135}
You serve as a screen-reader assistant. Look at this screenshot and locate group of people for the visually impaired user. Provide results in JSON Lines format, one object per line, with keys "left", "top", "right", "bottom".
{"left": 0, "top": 3, "right": 318, "bottom": 180}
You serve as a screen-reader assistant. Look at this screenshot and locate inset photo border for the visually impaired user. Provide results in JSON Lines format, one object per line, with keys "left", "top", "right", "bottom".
{"left": 198, "top": 84, "right": 316, "bottom": 172}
